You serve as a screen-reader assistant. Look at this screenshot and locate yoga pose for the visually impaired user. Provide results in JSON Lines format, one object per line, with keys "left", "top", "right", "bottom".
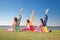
{"left": 34, "top": 9, "right": 50, "bottom": 32}
{"left": 7, "top": 8, "right": 23, "bottom": 32}
{"left": 21, "top": 10, "right": 35, "bottom": 32}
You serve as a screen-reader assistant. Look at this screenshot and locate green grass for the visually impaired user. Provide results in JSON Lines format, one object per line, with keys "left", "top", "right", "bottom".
{"left": 0, "top": 28, "right": 60, "bottom": 40}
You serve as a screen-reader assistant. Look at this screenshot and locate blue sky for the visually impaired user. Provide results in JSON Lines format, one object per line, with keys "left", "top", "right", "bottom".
{"left": 0, "top": 0, "right": 60, "bottom": 26}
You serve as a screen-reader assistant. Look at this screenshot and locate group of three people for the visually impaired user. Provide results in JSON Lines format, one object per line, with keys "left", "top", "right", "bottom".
{"left": 7, "top": 13, "right": 51, "bottom": 32}
{"left": 7, "top": 9, "right": 52, "bottom": 32}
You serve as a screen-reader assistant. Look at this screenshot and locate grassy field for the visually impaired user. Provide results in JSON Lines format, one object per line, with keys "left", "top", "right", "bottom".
{"left": 0, "top": 28, "right": 60, "bottom": 40}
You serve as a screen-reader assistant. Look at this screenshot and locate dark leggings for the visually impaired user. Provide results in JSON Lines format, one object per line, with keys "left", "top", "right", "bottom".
{"left": 43, "top": 14, "right": 48, "bottom": 26}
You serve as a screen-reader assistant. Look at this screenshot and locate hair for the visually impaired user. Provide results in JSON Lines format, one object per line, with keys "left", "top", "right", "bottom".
{"left": 40, "top": 19, "right": 43, "bottom": 23}
{"left": 14, "top": 17, "right": 17, "bottom": 22}
{"left": 27, "top": 19, "right": 30, "bottom": 23}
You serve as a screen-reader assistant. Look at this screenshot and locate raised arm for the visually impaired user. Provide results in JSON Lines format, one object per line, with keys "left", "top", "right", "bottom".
{"left": 43, "top": 9, "right": 49, "bottom": 26}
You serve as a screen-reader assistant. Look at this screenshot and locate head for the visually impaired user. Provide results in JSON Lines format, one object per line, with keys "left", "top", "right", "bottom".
{"left": 14, "top": 17, "right": 17, "bottom": 22}
{"left": 40, "top": 19, "right": 43, "bottom": 24}
{"left": 26, "top": 19, "right": 30, "bottom": 24}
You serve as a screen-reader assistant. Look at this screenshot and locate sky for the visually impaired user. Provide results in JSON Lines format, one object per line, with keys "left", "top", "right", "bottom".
{"left": 0, "top": 0, "right": 60, "bottom": 26}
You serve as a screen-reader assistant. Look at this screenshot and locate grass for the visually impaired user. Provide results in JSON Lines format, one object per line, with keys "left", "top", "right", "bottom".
{"left": 0, "top": 28, "right": 60, "bottom": 40}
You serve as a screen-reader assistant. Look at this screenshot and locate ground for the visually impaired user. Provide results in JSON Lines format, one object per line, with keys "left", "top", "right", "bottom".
{"left": 0, "top": 28, "right": 60, "bottom": 40}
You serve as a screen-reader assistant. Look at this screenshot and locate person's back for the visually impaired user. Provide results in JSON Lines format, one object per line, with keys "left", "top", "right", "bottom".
{"left": 26, "top": 23, "right": 30, "bottom": 29}
{"left": 20, "top": 19, "right": 30, "bottom": 31}
{"left": 34, "top": 19, "right": 43, "bottom": 32}
{"left": 7, "top": 17, "right": 17, "bottom": 32}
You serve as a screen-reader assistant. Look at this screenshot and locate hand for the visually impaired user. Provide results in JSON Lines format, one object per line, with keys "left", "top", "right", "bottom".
{"left": 45, "top": 8, "right": 49, "bottom": 14}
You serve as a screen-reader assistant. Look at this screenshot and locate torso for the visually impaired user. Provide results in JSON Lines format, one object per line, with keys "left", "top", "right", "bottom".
{"left": 26, "top": 24, "right": 30, "bottom": 29}
{"left": 12, "top": 22, "right": 17, "bottom": 28}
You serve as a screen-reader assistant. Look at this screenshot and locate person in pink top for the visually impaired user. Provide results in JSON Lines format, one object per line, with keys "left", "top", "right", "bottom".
{"left": 34, "top": 9, "right": 52, "bottom": 32}
{"left": 7, "top": 17, "right": 17, "bottom": 32}
{"left": 20, "top": 19, "right": 30, "bottom": 31}
{"left": 34, "top": 19, "right": 43, "bottom": 32}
